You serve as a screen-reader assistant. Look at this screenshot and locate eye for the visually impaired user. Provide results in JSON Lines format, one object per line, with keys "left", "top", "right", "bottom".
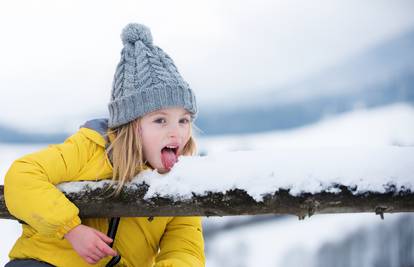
{"left": 179, "top": 118, "right": 190, "bottom": 124}
{"left": 154, "top": 118, "right": 167, "bottom": 124}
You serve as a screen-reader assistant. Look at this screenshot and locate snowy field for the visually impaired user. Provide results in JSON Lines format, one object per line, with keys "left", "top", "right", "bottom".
{"left": 1, "top": 103, "right": 414, "bottom": 266}
{"left": 197, "top": 103, "right": 414, "bottom": 152}
{"left": 205, "top": 213, "right": 413, "bottom": 267}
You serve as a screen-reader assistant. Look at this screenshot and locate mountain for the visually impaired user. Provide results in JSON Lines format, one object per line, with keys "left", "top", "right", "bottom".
{"left": 196, "top": 29, "right": 414, "bottom": 135}
{"left": 0, "top": 125, "right": 68, "bottom": 144}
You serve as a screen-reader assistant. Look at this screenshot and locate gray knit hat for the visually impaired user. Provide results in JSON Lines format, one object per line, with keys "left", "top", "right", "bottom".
{"left": 108, "top": 23, "right": 197, "bottom": 128}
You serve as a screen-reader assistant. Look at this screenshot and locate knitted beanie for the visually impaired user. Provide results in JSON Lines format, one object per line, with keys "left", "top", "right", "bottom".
{"left": 108, "top": 23, "right": 197, "bottom": 128}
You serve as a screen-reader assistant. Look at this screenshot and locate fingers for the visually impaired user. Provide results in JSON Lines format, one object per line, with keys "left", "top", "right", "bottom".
{"left": 94, "top": 229, "right": 114, "bottom": 244}
{"left": 85, "top": 256, "right": 98, "bottom": 265}
{"left": 65, "top": 224, "right": 118, "bottom": 264}
{"left": 97, "top": 240, "right": 118, "bottom": 257}
{"left": 83, "top": 244, "right": 110, "bottom": 264}
{"left": 93, "top": 246, "right": 106, "bottom": 259}
{"left": 83, "top": 235, "right": 116, "bottom": 264}
{"left": 93, "top": 230, "right": 117, "bottom": 257}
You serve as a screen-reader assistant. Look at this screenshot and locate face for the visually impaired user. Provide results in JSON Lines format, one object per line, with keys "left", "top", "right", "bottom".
{"left": 138, "top": 107, "right": 192, "bottom": 174}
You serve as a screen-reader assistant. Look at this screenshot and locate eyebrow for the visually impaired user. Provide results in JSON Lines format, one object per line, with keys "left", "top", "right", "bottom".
{"left": 150, "top": 111, "right": 191, "bottom": 116}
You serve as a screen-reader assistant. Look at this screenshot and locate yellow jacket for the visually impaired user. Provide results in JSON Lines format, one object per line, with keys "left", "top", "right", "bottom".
{"left": 4, "top": 121, "right": 205, "bottom": 267}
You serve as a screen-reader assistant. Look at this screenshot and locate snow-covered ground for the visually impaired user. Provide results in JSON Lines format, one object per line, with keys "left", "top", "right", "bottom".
{"left": 197, "top": 103, "right": 414, "bottom": 152}
{"left": 1, "top": 103, "right": 413, "bottom": 266}
{"left": 205, "top": 213, "right": 413, "bottom": 267}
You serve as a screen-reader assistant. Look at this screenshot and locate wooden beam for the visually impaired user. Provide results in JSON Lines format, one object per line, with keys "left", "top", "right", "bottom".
{"left": 1, "top": 182, "right": 413, "bottom": 220}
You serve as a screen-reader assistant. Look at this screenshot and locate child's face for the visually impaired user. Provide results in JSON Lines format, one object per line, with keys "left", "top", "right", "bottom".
{"left": 138, "top": 107, "right": 192, "bottom": 174}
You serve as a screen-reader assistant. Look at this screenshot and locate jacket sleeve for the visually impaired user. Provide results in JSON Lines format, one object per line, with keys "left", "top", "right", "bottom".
{"left": 155, "top": 217, "right": 205, "bottom": 267}
{"left": 4, "top": 130, "right": 99, "bottom": 239}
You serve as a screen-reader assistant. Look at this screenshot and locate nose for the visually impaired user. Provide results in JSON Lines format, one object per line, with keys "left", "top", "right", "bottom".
{"left": 167, "top": 122, "right": 180, "bottom": 138}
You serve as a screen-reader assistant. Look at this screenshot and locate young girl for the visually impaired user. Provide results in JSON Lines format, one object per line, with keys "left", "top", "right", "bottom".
{"left": 4, "top": 23, "right": 205, "bottom": 267}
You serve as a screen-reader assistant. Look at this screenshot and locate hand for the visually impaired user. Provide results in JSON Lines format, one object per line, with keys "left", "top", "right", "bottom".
{"left": 64, "top": 224, "right": 118, "bottom": 265}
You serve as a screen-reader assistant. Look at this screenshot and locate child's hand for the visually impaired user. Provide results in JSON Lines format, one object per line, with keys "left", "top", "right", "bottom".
{"left": 64, "top": 224, "right": 118, "bottom": 265}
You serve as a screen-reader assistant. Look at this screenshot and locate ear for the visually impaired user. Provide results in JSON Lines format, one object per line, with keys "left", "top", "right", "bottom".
{"left": 134, "top": 118, "right": 142, "bottom": 135}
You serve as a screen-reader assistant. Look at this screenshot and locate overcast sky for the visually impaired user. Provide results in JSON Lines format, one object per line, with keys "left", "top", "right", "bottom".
{"left": 1, "top": 0, "right": 414, "bottom": 132}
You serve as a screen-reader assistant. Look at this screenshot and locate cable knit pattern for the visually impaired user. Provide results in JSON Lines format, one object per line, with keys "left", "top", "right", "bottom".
{"left": 108, "top": 23, "right": 197, "bottom": 128}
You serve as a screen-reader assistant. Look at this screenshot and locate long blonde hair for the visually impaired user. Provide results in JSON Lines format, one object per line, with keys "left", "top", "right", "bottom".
{"left": 105, "top": 118, "right": 197, "bottom": 196}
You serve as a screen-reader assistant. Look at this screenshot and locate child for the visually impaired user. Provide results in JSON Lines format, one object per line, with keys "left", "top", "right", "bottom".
{"left": 4, "top": 23, "right": 205, "bottom": 267}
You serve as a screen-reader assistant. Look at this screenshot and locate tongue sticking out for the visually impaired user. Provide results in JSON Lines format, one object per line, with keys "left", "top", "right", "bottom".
{"left": 161, "top": 148, "right": 178, "bottom": 170}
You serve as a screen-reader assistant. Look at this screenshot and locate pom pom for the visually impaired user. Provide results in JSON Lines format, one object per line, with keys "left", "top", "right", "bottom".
{"left": 121, "top": 23, "right": 153, "bottom": 45}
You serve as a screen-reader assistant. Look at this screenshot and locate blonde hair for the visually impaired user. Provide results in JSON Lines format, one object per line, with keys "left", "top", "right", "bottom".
{"left": 105, "top": 118, "right": 197, "bottom": 196}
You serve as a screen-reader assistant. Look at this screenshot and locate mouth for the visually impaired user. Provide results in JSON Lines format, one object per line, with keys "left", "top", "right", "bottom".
{"left": 160, "top": 144, "right": 179, "bottom": 170}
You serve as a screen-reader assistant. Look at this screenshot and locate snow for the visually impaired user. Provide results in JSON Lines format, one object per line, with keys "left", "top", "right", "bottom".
{"left": 205, "top": 213, "right": 410, "bottom": 267}
{"left": 1, "top": 103, "right": 414, "bottom": 266}
{"left": 197, "top": 103, "right": 414, "bottom": 153}
{"left": 59, "top": 146, "right": 414, "bottom": 201}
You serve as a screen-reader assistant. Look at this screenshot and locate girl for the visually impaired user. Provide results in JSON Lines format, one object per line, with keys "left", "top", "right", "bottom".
{"left": 4, "top": 23, "right": 205, "bottom": 267}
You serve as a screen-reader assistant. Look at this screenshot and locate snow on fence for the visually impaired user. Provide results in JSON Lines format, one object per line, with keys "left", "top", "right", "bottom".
{"left": 1, "top": 147, "right": 413, "bottom": 220}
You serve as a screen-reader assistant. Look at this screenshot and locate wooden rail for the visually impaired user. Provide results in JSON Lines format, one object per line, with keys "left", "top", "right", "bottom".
{"left": 1, "top": 182, "right": 413, "bottom": 220}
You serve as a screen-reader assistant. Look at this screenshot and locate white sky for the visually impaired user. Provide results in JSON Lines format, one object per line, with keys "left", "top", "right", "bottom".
{"left": 0, "top": 0, "right": 414, "bottom": 132}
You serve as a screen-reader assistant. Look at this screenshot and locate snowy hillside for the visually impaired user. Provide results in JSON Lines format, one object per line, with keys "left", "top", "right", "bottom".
{"left": 197, "top": 103, "right": 414, "bottom": 153}
{"left": 197, "top": 29, "right": 414, "bottom": 135}
{"left": 205, "top": 213, "right": 414, "bottom": 267}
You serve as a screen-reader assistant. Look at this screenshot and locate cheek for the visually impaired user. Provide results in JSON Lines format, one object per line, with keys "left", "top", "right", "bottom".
{"left": 139, "top": 130, "right": 154, "bottom": 156}
{"left": 181, "top": 127, "right": 191, "bottom": 142}
{"left": 141, "top": 140, "right": 159, "bottom": 163}
{"left": 185, "top": 125, "right": 191, "bottom": 137}
{"left": 139, "top": 123, "right": 155, "bottom": 143}
{"left": 141, "top": 130, "right": 162, "bottom": 153}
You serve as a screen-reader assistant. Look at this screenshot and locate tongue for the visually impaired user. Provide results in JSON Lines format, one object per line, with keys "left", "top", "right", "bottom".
{"left": 161, "top": 149, "right": 178, "bottom": 170}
